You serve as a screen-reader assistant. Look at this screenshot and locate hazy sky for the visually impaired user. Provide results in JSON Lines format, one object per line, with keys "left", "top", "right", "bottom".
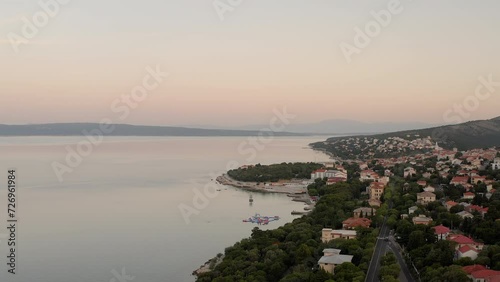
{"left": 1, "top": 0, "right": 499, "bottom": 127}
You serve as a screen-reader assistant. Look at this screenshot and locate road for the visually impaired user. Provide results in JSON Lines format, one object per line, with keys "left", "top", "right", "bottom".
{"left": 365, "top": 202, "right": 414, "bottom": 282}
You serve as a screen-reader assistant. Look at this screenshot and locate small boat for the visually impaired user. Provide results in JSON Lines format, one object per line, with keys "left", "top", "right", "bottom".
{"left": 249, "top": 194, "right": 254, "bottom": 202}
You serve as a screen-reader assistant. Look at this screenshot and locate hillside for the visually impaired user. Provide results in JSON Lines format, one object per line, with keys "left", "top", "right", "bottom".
{"left": 311, "top": 116, "right": 500, "bottom": 159}
{"left": 0, "top": 123, "right": 308, "bottom": 137}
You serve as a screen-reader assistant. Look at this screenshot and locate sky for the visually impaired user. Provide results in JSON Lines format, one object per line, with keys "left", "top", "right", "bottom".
{"left": 1, "top": 0, "right": 499, "bottom": 127}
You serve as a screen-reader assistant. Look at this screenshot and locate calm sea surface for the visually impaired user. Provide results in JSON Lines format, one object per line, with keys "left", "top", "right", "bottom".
{"left": 0, "top": 136, "right": 331, "bottom": 282}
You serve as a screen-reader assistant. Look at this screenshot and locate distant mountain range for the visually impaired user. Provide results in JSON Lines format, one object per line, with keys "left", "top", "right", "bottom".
{"left": 0, "top": 123, "right": 308, "bottom": 137}
{"left": 324, "top": 116, "right": 500, "bottom": 150}
{"left": 185, "top": 119, "right": 439, "bottom": 135}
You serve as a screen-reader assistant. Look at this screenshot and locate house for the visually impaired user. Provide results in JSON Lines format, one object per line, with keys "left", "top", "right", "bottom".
{"left": 463, "top": 265, "right": 487, "bottom": 276}
{"left": 342, "top": 217, "right": 372, "bottom": 229}
{"left": 311, "top": 169, "right": 327, "bottom": 180}
{"left": 318, "top": 249, "right": 353, "bottom": 274}
{"left": 321, "top": 229, "right": 357, "bottom": 242}
{"left": 447, "top": 234, "right": 484, "bottom": 251}
{"left": 466, "top": 205, "right": 489, "bottom": 218}
{"left": 412, "top": 215, "right": 433, "bottom": 225}
{"left": 369, "top": 182, "right": 386, "bottom": 201}
{"left": 451, "top": 176, "right": 470, "bottom": 186}
{"left": 423, "top": 186, "right": 436, "bottom": 193}
{"left": 368, "top": 198, "right": 381, "bottom": 207}
{"left": 360, "top": 170, "right": 379, "bottom": 182}
{"left": 433, "top": 225, "right": 451, "bottom": 240}
{"left": 353, "top": 207, "right": 376, "bottom": 218}
{"left": 417, "top": 191, "right": 436, "bottom": 205}
{"left": 446, "top": 201, "right": 458, "bottom": 211}
{"left": 492, "top": 158, "right": 500, "bottom": 170}
{"left": 457, "top": 211, "right": 474, "bottom": 219}
{"left": 473, "top": 176, "right": 487, "bottom": 185}
{"left": 470, "top": 270, "right": 500, "bottom": 282}
{"left": 463, "top": 192, "right": 475, "bottom": 200}
{"left": 408, "top": 206, "right": 418, "bottom": 215}
{"left": 417, "top": 180, "right": 427, "bottom": 187}
{"left": 327, "top": 177, "right": 347, "bottom": 185}
{"left": 404, "top": 167, "right": 417, "bottom": 178}
{"left": 458, "top": 245, "right": 479, "bottom": 260}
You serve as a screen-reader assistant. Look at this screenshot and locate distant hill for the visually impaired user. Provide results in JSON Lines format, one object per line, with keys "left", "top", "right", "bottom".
{"left": 201, "top": 119, "right": 438, "bottom": 135}
{"left": 0, "top": 123, "right": 308, "bottom": 137}
{"left": 323, "top": 116, "right": 500, "bottom": 151}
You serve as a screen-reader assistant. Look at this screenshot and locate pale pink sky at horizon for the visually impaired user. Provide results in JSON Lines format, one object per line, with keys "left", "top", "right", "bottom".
{"left": 1, "top": 0, "right": 499, "bottom": 127}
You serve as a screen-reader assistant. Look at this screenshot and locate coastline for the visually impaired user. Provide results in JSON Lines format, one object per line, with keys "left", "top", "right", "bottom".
{"left": 193, "top": 174, "right": 315, "bottom": 278}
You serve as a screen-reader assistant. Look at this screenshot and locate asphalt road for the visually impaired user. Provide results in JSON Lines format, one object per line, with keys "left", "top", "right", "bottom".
{"left": 365, "top": 202, "right": 414, "bottom": 282}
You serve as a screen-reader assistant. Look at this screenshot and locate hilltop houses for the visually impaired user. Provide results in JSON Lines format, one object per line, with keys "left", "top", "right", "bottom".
{"left": 311, "top": 168, "right": 348, "bottom": 183}
{"left": 318, "top": 249, "right": 353, "bottom": 274}
{"left": 360, "top": 170, "right": 379, "bottom": 182}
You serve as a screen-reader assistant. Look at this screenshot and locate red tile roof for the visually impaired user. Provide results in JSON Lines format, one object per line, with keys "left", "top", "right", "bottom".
{"left": 462, "top": 264, "right": 487, "bottom": 275}
{"left": 342, "top": 217, "right": 372, "bottom": 229}
{"left": 458, "top": 245, "right": 478, "bottom": 254}
{"left": 433, "top": 225, "right": 450, "bottom": 235}
{"left": 472, "top": 270, "right": 500, "bottom": 279}
{"left": 448, "top": 234, "right": 478, "bottom": 245}
{"left": 446, "top": 201, "right": 458, "bottom": 207}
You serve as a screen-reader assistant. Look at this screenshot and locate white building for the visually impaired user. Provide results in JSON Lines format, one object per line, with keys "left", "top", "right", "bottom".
{"left": 321, "top": 229, "right": 357, "bottom": 242}
{"left": 492, "top": 158, "right": 500, "bottom": 170}
{"left": 318, "top": 249, "right": 353, "bottom": 274}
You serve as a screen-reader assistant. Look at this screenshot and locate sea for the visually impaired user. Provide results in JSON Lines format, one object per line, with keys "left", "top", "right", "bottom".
{"left": 0, "top": 136, "right": 332, "bottom": 282}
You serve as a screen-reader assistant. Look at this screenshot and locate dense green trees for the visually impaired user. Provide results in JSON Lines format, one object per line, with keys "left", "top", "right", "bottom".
{"left": 227, "top": 162, "right": 323, "bottom": 182}
{"left": 197, "top": 175, "right": 376, "bottom": 282}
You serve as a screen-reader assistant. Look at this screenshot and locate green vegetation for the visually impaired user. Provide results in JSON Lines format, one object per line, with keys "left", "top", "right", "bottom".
{"left": 379, "top": 252, "right": 400, "bottom": 281}
{"left": 227, "top": 162, "right": 323, "bottom": 182}
{"left": 197, "top": 176, "right": 377, "bottom": 282}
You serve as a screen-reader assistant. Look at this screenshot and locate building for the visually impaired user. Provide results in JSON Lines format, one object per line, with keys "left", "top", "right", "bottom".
{"left": 412, "top": 215, "right": 433, "bottom": 225}
{"left": 408, "top": 206, "right": 418, "bottom": 215}
{"left": 417, "top": 191, "right": 436, "bottom": 205}
{"left": 458, "top": 245, "right": 479, "bottom": 260}
{"left": 404, "top": 167, "right": 417, "bottom": 178}
{"left": 342, "top": 217, "right": 372, "bottom": 229}
{"left": 451, "top": 176, "right": 470, "bottom": 186}
{"left": 353, "top": 207, "right": 376, "bottom": 218}
{"left": 447, "top": 234, "right": 484, "bottom": 252}
{"left": 360, "top": 170, "right": 379, "bottom": 182}
{"left": 368, "top": 199, "right": 381, "bottom": 208}
{"left": 321, "top": 229, "right": 357, "bottom": 242}
{"left": 457, "top": 211, "right": 474, "bottom": 219}
{"left": 417, "top": 180, "right": 427, "bottom": 187}
{"left": 492, "top": 158, "right": 500, "bottom": 170}
{"left": 433, "top": 225, "right": 451, "bottom": 240}
{"left": 463, "top": 192, "right": 475, "bottom": 200}
{"left": 369, "top": 182, "right": 386, "bottom": 201}
{"left": 445, "top": 201, "right": 458, "bottom": 211}
{"left": 473, "top": 176, "right": 487, "bottom": 185}
{"left": 318, "top": 249, "right": 353, "bottom": 274}
{"left": 470, "top": 270, "right": 500, "bottom": 282}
